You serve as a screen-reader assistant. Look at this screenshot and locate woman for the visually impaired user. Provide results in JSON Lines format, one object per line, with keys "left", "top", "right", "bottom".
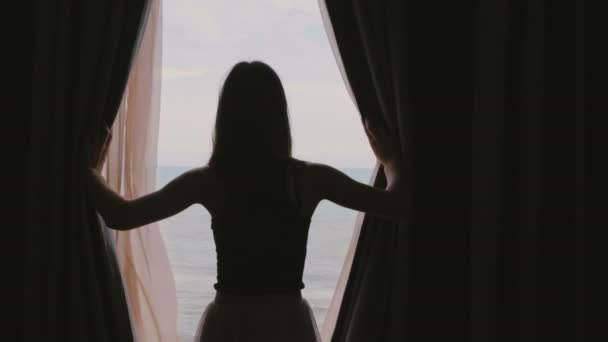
{"left": 88, "top": 61, "right": 405, "bottom": 341}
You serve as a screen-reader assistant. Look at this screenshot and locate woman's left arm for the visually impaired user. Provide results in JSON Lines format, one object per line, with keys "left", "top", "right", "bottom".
{"left": 87, "top": 168, "right": 204, "bottom": 230}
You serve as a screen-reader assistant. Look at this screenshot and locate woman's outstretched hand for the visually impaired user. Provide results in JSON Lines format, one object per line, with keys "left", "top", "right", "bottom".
{"left": 363, "top": 117, "right": 402, "bottom": 189}
{"left": 364, "top": 118, "right": 399, "bottom": 165}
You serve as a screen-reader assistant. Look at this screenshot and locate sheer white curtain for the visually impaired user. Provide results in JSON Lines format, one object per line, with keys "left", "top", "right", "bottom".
{"left": 103, "top": 1, "right": 179, "bottom": 341}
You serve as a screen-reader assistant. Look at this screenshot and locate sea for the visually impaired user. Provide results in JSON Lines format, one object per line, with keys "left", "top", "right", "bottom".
{"left": 156, "top": 166, "right": 373, "bottom": 340}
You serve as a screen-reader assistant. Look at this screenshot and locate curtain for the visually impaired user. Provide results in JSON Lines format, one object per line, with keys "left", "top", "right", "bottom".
{"left": 25, "top": 0, "right": 150, "bottom": 340}
{"left": 103, "top": 1, "right": 179, "bottom": 341}
{"left": 320, "top": 0, "right": 591, "bottom": 341}
{"left": 319, "top": 1, "right": 409, "bottom": 340}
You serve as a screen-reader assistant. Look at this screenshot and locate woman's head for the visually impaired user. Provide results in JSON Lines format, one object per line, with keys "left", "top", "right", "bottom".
{"left": 209, "top": 61, "right": 291, "bottom": 167}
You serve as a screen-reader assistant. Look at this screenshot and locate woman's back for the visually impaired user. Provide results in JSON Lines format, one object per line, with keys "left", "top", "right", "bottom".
{"left": 210, "top": 158, "right": 311, "bottom": 295}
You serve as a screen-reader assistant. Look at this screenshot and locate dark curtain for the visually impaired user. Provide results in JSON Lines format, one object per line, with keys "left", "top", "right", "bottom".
{"left": 24, "top": 1, "right": 150, "bottom": 340}
{"left": 322, "top": 0, "right": 598, "bottom": 341}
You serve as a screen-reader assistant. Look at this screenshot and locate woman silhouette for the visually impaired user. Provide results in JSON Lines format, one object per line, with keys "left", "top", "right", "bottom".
{"left": 88, "top": 61, "right": 405, "bottom": 341}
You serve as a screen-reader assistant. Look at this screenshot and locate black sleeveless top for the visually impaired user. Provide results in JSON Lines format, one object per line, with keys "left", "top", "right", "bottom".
{"left": 210, "top": 158, "right": 311, "bottom": 295}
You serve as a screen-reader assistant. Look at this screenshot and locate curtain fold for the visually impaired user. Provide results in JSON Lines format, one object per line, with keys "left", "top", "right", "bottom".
{"left": 321, "top": 0, "right": 589, "bottom": 341}
{"left": 103, "top": 1, "right": 179, "bottom": 341}
{"left": 25, "top": 0, "right": 150, "bottom": 341}
{"left": 319, "top": 2, "right": 409, "bottom": 341}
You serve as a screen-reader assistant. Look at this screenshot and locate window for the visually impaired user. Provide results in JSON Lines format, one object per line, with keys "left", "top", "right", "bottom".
{"left": 157, "top": 1, "right": 374, "bottom": 339}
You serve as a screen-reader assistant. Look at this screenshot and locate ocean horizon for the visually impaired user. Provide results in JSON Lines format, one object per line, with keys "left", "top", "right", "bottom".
{"left": 156, "top": 165, "right": 373, "bottom": 340}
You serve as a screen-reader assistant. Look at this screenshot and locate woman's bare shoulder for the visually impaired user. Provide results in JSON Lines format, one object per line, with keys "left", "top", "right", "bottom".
{"left": 289, "top": 157, "right": 325, "bottom": 170}
{"left": 290, "top": 158, "right": 337, "bottom": 178}
{"left": 288, "top": 158, "right": 342, "bottom": 192}
{"left": 182, "top": 166, "right": 225, "bottom": 207}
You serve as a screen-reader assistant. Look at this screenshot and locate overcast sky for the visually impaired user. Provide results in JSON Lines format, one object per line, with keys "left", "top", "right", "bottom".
{"left": 158, "top": 0, "right": 374, "bottom": 168}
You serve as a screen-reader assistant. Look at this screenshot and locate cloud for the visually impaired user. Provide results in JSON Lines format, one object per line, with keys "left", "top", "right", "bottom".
{"left": 158, "top": 0, "right": 374, "bottom": 168}
{"left": 162, "top": 66, "right": 211, "bottom": 80}
{"left": 264, "top": 0, "right": 319, "bottom": 13}
{"left": 164, "top": 1, "right": 252, "bottom": 46}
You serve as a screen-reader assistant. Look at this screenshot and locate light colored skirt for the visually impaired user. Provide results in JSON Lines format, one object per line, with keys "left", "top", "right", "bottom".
{"left": 195, "top": 290, "right": 321, "bottom": 342}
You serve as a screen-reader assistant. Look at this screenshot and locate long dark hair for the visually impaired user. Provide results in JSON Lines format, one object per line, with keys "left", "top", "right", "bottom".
{"left": 208, "top": 61, "right": 292, "bottom": 168}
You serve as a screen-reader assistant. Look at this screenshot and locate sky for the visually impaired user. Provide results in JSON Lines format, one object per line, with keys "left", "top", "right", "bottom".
{"left": 158, "top": 0, "right": 375, "bottom": 168}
